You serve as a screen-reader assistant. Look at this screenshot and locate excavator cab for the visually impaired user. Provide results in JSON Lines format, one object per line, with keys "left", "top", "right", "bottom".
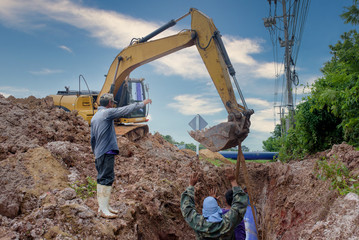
{"left": 113, "top": 78, "right": 150, "bottom": 141}
{"left": 115, "top": 78, "right": 148, "bottom": 120}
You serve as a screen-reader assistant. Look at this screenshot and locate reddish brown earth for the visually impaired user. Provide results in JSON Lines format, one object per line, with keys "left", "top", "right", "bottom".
{"left": 0, "top": 94, "right": 358, "bottom": 239}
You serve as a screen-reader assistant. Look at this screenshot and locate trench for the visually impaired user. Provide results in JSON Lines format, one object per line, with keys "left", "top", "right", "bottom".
{"left": 238, "top": 159, "right": 338, "bottom": 240}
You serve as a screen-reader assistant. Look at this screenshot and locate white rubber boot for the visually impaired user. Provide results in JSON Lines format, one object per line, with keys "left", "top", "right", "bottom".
{"left": 107, "top": 186, "right": 119, "bottom": 214}
{"left": 97, "top": 184, "right": 117, "bottom": 219}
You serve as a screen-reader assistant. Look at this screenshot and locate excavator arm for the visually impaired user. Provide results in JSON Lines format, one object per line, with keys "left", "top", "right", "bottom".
{"left": 97, "top": 8, "right": 254, "bottom": 151}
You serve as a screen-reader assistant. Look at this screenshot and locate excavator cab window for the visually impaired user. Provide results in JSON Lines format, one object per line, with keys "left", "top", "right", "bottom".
{"left": 115, "top": 79, "right": 147, "bottom": 118}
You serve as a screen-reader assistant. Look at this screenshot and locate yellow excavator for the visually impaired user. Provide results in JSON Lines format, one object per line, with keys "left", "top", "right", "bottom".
{"left": 51, "top": 75, "right": 150, "bottom": 141}
{"left": 51, "top": 8, "right": 254, "bottom": 151}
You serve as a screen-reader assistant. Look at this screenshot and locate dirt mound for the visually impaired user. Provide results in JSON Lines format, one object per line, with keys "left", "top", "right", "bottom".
{"left": 326, "top": 143, "right": 359, "bottom": 176}
{"left": 0, "top": 94, "right": 90, "bottom": 161}
{"left": 0, "top": 147, "right": 69, "bottom": 218}
{"left": 0, "top": 95, "right": 358, "bottom": 239}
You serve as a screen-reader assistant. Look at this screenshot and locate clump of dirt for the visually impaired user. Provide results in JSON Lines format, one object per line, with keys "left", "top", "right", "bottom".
{"left": 0, "top": 94, "right": 358, "bottom": 239}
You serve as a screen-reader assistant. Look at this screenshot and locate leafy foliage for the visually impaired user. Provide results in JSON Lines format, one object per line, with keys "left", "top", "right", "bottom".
{"left": 310, "top": 30, "right": 359, "bottom": 147}
{"left": 285, "top": 100, "right": 342, "bottom": 155}
{"left": 341, "top": 0, "right": 359, "bottom": 25}
{"left": 315, "top": 156, "right": 359, "bottom": 195}
{"left": 161, "top": 134, "right": 176, "bottom": 144}
{"left": 70, "top": 176, "right": 97, "bottom": 199}
{"left": 184, "top": 143, "right": 206, "bottom": 151}
{"left": 263, "top": 28, "right": 359, "bottom": 161}
{"left": 262, "top": 124, "right": 282, "bottom": 152}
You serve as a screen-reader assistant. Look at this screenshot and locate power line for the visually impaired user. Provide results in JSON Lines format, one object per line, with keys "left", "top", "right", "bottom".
{"left": 263, "top": 0, "right": 311, "bottom": 134}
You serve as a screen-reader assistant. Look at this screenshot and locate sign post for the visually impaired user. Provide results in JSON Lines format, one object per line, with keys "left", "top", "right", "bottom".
{"left": 188, "top": 114, "right": 208, "bottom": 156}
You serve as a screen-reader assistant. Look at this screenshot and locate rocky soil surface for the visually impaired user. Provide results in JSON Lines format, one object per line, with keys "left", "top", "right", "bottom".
{"left": 0, "top": 94, "right": 358, "bottom": 239}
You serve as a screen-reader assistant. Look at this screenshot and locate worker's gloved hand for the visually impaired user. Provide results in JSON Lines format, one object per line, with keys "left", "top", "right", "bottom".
{"left": 209, "top": 188, "right": 218, "bottom": 200}
{"left": 225, "top": 168, "right": 238, "bottom": 187}
{"left": 189, "top": 172, "right": 199, "bottom": 186}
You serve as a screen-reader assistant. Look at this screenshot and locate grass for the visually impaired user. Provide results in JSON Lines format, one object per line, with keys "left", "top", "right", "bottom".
{"left": 200, "top": 157, "right": 224, "bottom": 166}
{"left": 315, "top": 156, "right": 359, "bottom": 195}
{"left": 200, "top": 156, "right": 271, "bottom": 167}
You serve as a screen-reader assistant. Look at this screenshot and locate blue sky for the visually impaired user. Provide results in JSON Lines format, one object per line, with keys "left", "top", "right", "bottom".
{"left": 0, "top": 0, "right": 355, "bottom": 151}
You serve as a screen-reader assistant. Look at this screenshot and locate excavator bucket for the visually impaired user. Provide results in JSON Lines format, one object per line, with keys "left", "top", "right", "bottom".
{"left": 189, "top": 111, "right": 252, "bottom": 152}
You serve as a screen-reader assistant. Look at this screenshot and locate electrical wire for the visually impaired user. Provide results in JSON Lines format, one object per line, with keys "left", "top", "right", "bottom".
{"left": 265, "top": 0, "right": 311, "bottom": 128}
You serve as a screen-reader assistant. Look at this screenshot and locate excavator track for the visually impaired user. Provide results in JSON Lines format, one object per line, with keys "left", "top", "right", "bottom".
{"left": 114, "top": 124, "right": 149, "bottom": 142}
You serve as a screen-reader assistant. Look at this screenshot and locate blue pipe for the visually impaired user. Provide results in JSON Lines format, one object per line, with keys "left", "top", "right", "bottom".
{"left": 219, "top": 151, "right": 278, "bottom": 160}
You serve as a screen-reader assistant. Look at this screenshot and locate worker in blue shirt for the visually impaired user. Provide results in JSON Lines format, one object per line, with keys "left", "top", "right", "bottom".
{"left": 91, "top": 93, "right": 151, "bottom": 218}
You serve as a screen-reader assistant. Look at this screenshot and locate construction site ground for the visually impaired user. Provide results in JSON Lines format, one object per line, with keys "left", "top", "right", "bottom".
{"left": 0, "top": 95, "right": 358, "bottom": 239}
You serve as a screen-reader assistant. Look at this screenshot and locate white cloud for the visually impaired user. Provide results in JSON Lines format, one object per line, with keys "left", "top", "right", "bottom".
{"left": 29, "top": 68, "right": 63, "bottom": 75}
{"left": 0, "top": 0, "right": 279, "bottom": 82}
{"left": 0, "top": 86, "right": 31, "bottom": 93}
{"left": 296, "top": 74, "right": 318, "bottom": 95}
{"left": 209, "top": 98, "right": 275, "bottom": 133}
{"left": 243, "top": 130, "right": 272, "bottom": 151}
{"left": 250, "top": 107, "right": 276, "bottom": 133}
{"left": 224, "top": 36, "right": 280, "bottom": 79}
{"left": 167, "top": 94, "right": 223, "bottom": 116}
{"left": 0, "top": 0, "right": 172, "bottom": 48}
{"left": 0, "top": 86, "right": 35, "bottom": 98}
{"left": 251, "top": 61, "right": 280, "bottom": 79}
{"left": 152, "top": 49, "right": 208, "bottom": 79}
{"left": 224, "top": 35, "right": 262, "bottom": 66}
{"left": 246, "top": 98, "right": 272, "bottom": 108}
{"left": 59, "top": 45, "right": 72, "bottom": 53}
{"left": 0, "top": 92, "right": 11, "bottom": 97}
{"left": 213, "top": 118, "right": 228, "bottom": 124}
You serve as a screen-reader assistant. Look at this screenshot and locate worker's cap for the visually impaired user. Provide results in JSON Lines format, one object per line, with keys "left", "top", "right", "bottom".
{"left": 100, "top": 93, "right": 118, "bottom": 104}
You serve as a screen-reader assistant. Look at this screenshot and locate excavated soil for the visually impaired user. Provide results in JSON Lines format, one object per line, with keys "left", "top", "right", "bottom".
{"left": 0, "top": 94, "right": 358, "bottom": 239}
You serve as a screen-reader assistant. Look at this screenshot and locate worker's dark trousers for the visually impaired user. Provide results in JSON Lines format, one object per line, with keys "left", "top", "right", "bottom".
{"left": 95, "top": 154, "right": 115, "bottom": 186}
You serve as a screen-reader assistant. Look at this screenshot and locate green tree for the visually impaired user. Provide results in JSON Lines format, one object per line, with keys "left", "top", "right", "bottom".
{"left": 161, "top": 134, "right": 205, "bottom": 151}
{"left": 241, "top": 145, "right": 250, "bottom": 152}
{"left": 278, "top": 100, "right": 344, "bottom": 161}
{"left": 161, "top": 134, "right": 176, "bottom": 144}
{"left": 262, "top": 124, "right": 282, "bottom": 152}
{"left": 341, "top": 0, "right": 359, "bottom": 25}
{"left": 185, "top": 143, "right": 206, "bottom": 151}
{"left": 264, "top": 1, "right": 359, "bottom": 161}
{"left": 310, "top": 30, "right": 359, "bottom": 146}
{"left": 277, "top": 30, "right": 359, "bottom": 161}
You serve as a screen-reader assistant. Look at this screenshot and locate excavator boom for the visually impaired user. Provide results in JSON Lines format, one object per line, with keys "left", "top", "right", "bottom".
{"left": 99, "top": 8, "right": 253, "bottom": 151}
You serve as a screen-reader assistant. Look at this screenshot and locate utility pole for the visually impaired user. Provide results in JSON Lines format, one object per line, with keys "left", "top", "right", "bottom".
{"left": 281, "top": 0, "right": 294, "bottom": 132}
{"left": 264, "top": 0, "right": 311, "bottom": 135}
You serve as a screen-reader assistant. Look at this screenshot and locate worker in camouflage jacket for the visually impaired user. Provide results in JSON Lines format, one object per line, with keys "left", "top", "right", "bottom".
{"left": 180, "top": 170, "right": 248, "bottom": 239}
